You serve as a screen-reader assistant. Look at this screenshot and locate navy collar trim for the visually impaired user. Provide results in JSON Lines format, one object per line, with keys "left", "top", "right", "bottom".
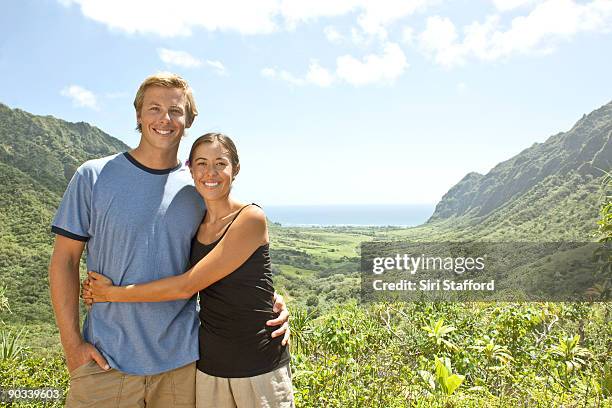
{"left": 123, "top": 152, "right": 181, "bottom": 175}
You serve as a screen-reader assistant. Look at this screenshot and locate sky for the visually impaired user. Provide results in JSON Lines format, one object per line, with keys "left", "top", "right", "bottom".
{"left": 1, "top": 0, "right": 611, "bottom": 206}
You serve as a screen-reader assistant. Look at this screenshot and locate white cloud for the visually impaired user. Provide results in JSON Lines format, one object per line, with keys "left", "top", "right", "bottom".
{"left": 355, "top": 1, "right": 431, "bottom": 37}
{"left": 261, "top": 43, "right": 408, "bottom": 87}
{"left": 61, "top": 85, "right": 99, "bottom": 110}
{"left": 324, "top": 26, "right": 343, "bottom": 44}
{"left": 158, "top": 48, "right": 202, "bottom": 68}
{"left": 206, "top": 60, "right": 228, "bottom": 76}
{"left": 306, "top": 60, "right": 335, "bottom": 87}
{"left": 489, "top": 0, "right": 612, "bottom": 55}
{"left": 419, "top": 0, "right": 612, "bottom": 67}
{"left": 262, "top": 61, "right": 334, "bottom": 87}
{"left": 279, "top": 0, "right": 432, "bottom": 35}
{"left": 419, "top": 16, "right": 463, "bottom": 66}
{"left": 261, "top": 67, "right": 305, "bottom": 86}
{"left": 350, "top": 27, "right": 368, "bottom": 46}
{"left": 263, "top": 43, "right": 408, "bottom": 87}
{"left": 281, "top": 0, "right": 432, "bottom": 37}
{"left": 278, "top": 70, "right": 306, "bottom": 86}
{"left": 279, "top": 0, "right": 359, "bottom": 25}
{"left": 336, "top": 42, "right": 408, "bottom": 85}
{"left": 59, "top": 0, "right": 436, "bottom": 37}
{"left": 492, "top": 0, "right": 541, "bottom": 12}
{"left": 456, "top": 82, "right": 468, "bottom": 93}
{"left": 59, "top": 0, "right": 280, "bottom": 36}
{"left": 349, "top": 25, "right": 385, "bottom": 46}
{"left": 261, "top": 67, "right": 277, "bottom": 78}
{"left": 402, "top": 26, "right": 415, "bottom": 45}
{"left": 158, "top": 49, "right": 227, "bottom": 75}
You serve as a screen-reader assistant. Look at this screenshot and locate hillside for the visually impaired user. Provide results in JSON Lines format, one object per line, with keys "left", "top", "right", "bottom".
{"left": 429, "top": 101, "right": 611, "bottom": 223}
{"left": 270, "top": 103, "right": 610, "bottom": 308}
{"left": 0, "top": 103, "right": 129, "bottom": 195}
{"left": 0, "top": 103, "right": 130, "bottom": 322}
{"left": 0, "top": 102, "right": 609, "bottom": 408}
{"left": 0, "top": 100, "right": 609, "bottom": 321}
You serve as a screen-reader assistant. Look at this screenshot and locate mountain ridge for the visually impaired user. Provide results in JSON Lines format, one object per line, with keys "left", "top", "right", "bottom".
{"left": 0, "top": 102, "right": 130, "bottom": 196}
{"left": 0, "top": 101, "right": 609, "bottom": 322}
{"left": 428, "top": 100, "right": 611, "bottom": 222}
{"left": 0, "top": 102, "right": 130, "bottom": 321}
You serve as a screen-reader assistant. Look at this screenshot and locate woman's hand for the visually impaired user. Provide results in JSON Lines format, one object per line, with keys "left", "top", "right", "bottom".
{"left": 80, "top": 277, "right": 93, "bottom": 309}
{"left": 82, "top": 271, "right": 115, "bottom": 303}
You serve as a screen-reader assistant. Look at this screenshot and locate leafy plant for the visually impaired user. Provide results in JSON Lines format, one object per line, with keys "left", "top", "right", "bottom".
{"left": 419, "top": 357, "right": 465, "bottom": 396}
{"left": 0, "top": 327, "right": 28, "bottom": 360}
{"left": 602, "top": 362, "right": 612, "bottom": 398}
{"left": 289, "top": 307, "right": 316, "bottom": 355}
{"left": 595, "top": 170, "right": 612, "bottom": 243}
{"left": 550, "top": 335, "right": 592, "bottom": 373}
{"left": 588, "top": 171, "right": 612, "bottom": 301}
{"left": 0, "top": 284, "right": 10, "bottom": 318}
{"left": 549, "top": 334, "right": 593, "bottom": 391}
{"left": 470, "top": 337, "right": 514, "bottom": 367}
{"left": 422, "top": 318, "right": 458, "bottom": 352}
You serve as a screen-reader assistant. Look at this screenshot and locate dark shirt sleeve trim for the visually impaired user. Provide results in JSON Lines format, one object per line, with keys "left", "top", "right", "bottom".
{"left": 51, "top": 226, "right": 89, "bottom": 242}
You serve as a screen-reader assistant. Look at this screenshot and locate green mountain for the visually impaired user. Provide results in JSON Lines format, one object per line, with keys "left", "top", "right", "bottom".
{"left": 404, "top": 101, "right": 612, "bottom": 242}
{"left": 0, "top": 103, "right": 130, "bottom": 322}
{"left": 1, "top": 104, "right": 609, "bottom": 408}
{"left": 0, "top": 103, "right": 129, "bottom": 195}
{"left": 0, "top": 100, "right": 609, "bottom": 321}
{"left": 270, "top": 103, "right": 610, "bottom": 308}
{"left": 430, "top": 101, "right": 611, "bottom": 222}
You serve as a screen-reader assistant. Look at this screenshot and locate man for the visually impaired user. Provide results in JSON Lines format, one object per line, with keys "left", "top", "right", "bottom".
{"left": 49, "top": 73, "right": 289, "bottom": 407}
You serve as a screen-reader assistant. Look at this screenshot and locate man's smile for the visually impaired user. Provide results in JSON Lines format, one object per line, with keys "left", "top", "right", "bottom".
{"left": 152, "top": 127, "right": 174, "bottom": 136}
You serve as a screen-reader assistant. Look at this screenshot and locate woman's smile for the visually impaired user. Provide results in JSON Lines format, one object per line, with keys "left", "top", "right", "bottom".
{"left": 204, "top": 181, "right": 221, "bottom": 188}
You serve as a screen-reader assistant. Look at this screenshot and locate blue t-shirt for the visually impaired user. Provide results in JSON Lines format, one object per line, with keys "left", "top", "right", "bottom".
{"left": 52, "top": 152, "right": 205, "bottom": 375}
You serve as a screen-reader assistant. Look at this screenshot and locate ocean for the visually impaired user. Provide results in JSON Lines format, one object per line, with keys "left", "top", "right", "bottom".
{"left": 262, "top": 204, "right": 436, "bottom": 227}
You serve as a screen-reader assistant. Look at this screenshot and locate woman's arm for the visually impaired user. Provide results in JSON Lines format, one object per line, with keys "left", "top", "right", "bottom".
{"left": 85, "top": 206, "right": 268, "bottom": 303}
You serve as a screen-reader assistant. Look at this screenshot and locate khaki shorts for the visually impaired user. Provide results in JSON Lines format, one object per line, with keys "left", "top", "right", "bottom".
{"left": 195, "top": 364, "right": 294, "bottom": 408}
{"left": 65, "top": 360, "right": 196, "bottom": 408}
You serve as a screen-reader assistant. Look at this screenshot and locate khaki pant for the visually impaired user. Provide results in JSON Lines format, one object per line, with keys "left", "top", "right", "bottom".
{"left": 65, "top": 361, "right": 196, "bottom": 408}
{"left": 195, "top": 365, "right": 294, "bottom": 408}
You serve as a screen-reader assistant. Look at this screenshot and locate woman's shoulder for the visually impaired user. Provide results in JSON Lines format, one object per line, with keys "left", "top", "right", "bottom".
{"left": 237, "top": 204, "right": 266, "bottom": 226}
{"left": 224, "top": 204, "right": 268, "bottom": 245}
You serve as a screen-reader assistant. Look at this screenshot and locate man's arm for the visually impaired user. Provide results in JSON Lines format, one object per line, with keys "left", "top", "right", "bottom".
{"left": 49, "top": 235, "right": 108, "bottom": 372}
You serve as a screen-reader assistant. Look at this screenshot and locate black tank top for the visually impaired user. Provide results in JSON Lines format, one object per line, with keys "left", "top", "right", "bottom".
{"left": 189, "top": 204, "right": 290, "bottom": 377}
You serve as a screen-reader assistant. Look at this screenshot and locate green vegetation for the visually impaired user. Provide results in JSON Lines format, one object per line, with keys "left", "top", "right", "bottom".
{"left": 429, "top": 101, "right": 611, "bottom": 221}
{"left": 289, "top": 301, "right": 611, "bottom": 407}
{"left": 0, "top": 103, "right": 129, "bottom": 323}
{"left": 0, "top": 101, "right": 610, "bottom": 406}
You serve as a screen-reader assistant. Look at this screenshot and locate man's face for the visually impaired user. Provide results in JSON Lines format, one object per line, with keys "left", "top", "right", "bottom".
{"left": 137, "top": 86, "right": 187, "bottom": 152}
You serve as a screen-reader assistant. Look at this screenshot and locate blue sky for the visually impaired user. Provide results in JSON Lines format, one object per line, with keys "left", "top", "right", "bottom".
{"left": 1, "top": 0, "right": 611, "bottom": 205}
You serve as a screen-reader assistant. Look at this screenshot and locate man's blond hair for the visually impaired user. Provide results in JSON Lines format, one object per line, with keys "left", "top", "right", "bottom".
{"left": 133, "top": 72, "right": 198, "bottom": 132}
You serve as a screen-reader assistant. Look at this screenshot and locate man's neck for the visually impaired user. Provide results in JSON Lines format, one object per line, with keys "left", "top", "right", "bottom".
{"left": 129, "top": 146, "right": 180, "bottom": 170}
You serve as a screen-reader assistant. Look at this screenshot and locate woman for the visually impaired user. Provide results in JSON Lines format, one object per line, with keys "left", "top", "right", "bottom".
{"left": 83, "top": 133, "right": 294, "bottom": 408}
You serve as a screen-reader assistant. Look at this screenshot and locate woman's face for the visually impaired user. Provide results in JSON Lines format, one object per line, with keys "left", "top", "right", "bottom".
{"left": 190, "top": 141, "right": 237, "bottom": 201}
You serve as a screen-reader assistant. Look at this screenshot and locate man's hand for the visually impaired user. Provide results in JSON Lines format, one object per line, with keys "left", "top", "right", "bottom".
{"left": 65, "top": 341, "right": 110, "bottom": 373}
{"left": 266, "top": 293, "right": 290, "bottom": 346}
